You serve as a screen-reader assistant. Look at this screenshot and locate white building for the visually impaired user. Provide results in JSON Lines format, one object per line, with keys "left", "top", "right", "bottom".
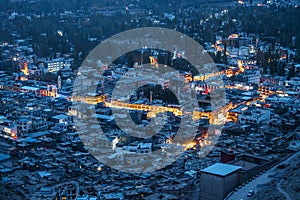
{"left": 46, "top": 58, "right": 73, "bottom": 72}
{"left": 244, "top": 69, "right": 260, "bottom": 84}
{"left": 238, "top": 108, "right": 270, "bottom": 126}
{"left": 20, "top": 86, "right": 40, "bottom": 95}
{"left": 136, "top": 143, "right": 152, "bottom": 154}
{"left": 122, "top": 142, "right": 152, "bottom": 154}
{"left": 285, "top": 77, "right": 300, "bottom": 94}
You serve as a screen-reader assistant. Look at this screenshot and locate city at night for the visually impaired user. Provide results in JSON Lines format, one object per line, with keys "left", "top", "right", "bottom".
{"left": 0, "top": 0, "right": 300, "bottom": 200}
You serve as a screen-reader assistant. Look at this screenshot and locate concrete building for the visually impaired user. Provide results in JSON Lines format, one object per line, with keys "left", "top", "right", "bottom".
{"left": 17, "top": 118, "right": 32, "bottom": 134}
{"left": 199, "top": 163, "right": 241, "bottom": 200}
{"left": 50, "top": 114, "right": 72, "bottom": 124}
{"left": 20, "top": 86, "right": 40, "bottom": 95}
{"left": 238, "top": 108, "right": 270, "bottom": 126}
{"left": 46, "top": 58, "right": 73, "bottom": 72}
{"left": 244, "top": 69, "right": 260, "bottom": 84}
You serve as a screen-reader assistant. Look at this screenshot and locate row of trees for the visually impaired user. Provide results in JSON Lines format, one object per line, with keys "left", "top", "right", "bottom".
{"left": 256, "top": 46, "right": 298, "bottom": 78}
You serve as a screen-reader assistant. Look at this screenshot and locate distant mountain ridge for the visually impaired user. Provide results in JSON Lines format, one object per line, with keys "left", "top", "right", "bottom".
{"left": 1, "top": 0, "right": 236, "bottom": 13}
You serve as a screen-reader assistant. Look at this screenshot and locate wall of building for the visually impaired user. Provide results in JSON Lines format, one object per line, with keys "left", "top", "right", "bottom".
{"left": 200, "top": 172, "right": 240, "bottom": 200}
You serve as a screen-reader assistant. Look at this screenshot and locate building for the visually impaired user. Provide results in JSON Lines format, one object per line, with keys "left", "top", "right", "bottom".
{"left": 238, "top": 107, "right": 270, "bottom": 126}
{"left": 46, "top": 58, "right": 73, "bottom": 72}
{"left": 50, "top": 114, "right": 72, "bottom": 124}
{"left": 0, "top": 153, "right": 12, "bottom": 168}
{"left": 60, "top": 66, "right": 74, "bottom": 78}
{"left": 227, "top": 104, "right": 248, "bottom": 122}
{"left": 17, "top": 118, "right": 32, "bottom": 134}
{"left": 20, "top": 86, "right": 40, "bottom": 95}
{"left": 220, "top": 149, "right": 236, "bottom": 163}
{"left": 199, "top": 163, "right": 241, "bottom": 200}
{"left": 243, "top": 69, "right": 260, "bottom": 84}
{"left": 229, "top": 154, "right": 274, "bottom": 183}
{"left": 265, "top": 96, "right": 293, "bottom": 107}
{"left": 136, "top": 143, "right": 152, "bottom": 154}
{"left": 28, "top": 65, "right": 42, "bottom": 79}
{"left": 258, "top": 84, "right": 276, "bottom": 100}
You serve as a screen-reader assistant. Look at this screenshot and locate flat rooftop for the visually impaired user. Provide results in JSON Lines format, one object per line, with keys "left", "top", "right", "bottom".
{"left": 51, "top": 114, "right": 69, "bottom": 120}
{"left": 201, "top": 163, "right": 241, "bottom": 176}
{"left": 21, "top": 86, "right": 39, "bottom": 91}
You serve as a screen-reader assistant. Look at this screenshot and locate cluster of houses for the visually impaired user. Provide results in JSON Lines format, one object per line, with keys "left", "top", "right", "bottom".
{"left": 0, "top": 1, "right": 300, "bottom": 199}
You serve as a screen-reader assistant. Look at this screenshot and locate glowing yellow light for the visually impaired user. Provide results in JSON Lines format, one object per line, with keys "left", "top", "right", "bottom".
{"left": 182, "top": 141, "right": 197, "bottom": 150}
{"left": 21, "top": 61, "right": 29, "bottom": 75}
{"left": 11, "top": 132, "right": 17, "bottom": 139}
{"left": 237, "top": 60, "right": 244, "bottom": 73}
{"left": 228, "top": 34, "right": 239, "bottom": 39}
{"left": 149, "top": 56, "right": 158, "bottom": 66}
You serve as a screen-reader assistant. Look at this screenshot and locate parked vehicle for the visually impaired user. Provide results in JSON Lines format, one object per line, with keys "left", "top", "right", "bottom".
{"left": 247, "top": 190, "right": 255, "bottom": 197}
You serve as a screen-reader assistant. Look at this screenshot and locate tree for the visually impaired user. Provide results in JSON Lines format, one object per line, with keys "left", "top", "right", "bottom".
{"left": 269, "top": 60, "right": 277, "bottom": 75}
{"left": 278, "top": 62, "right": 285, "bottom": 76}
{"left": 295, "top": 50, "right": 300, "bottom": 63}
{"left": 215, "top": 51, "right": 222, "bottom": 63}
{"left": 222, "top": 43, "right": 228, "bottom": 64}
{"left": 289, "top": 54, "right": 294, "bottom": 62}
{"left": 262, "top": 59, "right": 268, "bottom": 74}
{"left": 275, "top": 106, "right": 288, "bottom": 115}
{"left": 288, "top": 64, "right": 296, "bottom": 79}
